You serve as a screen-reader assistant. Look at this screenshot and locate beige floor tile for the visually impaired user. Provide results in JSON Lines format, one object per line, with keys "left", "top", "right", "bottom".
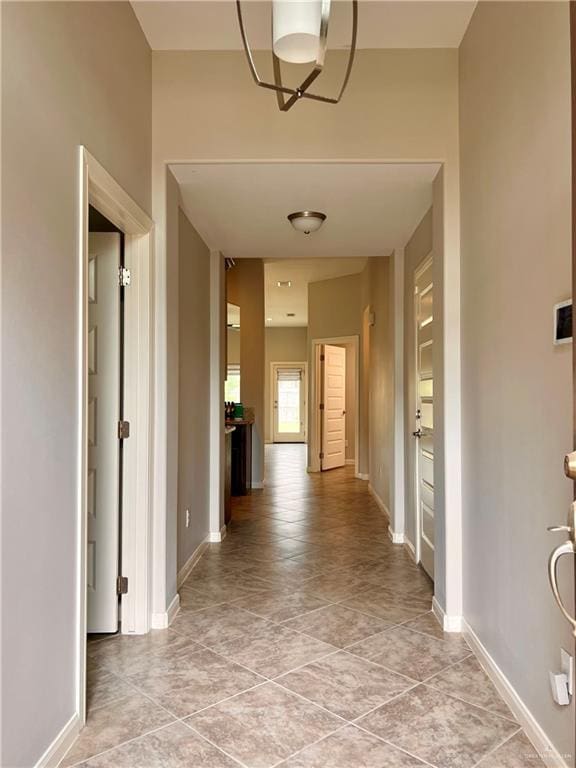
{"left": 77, "top": 722, "right": 239, "bottom": 767}
{"left": 277, "top": 650, "right": 414, "bottom": 720}
{"left": 349, "top": 626, "right": 471, "bottom": 681}
{"left": 212, "top": 622, "right": 337, "bottom": 677}
{"left": 358, "top": 684, "right": 518, "bottom": 768}
{"left": 187, "top": 682, "right": 342, "bottom": 768}
{"left": 280, "top": 725, "right": 428, "bottom": 767}
{"left": 86, "top": 667, "right": 136, "bottom": 713}
{"left": 232, "top": 589, "right": 329, "bottom": 623}
{"left": 425, "top": 656, "right": 515, "bottom": 719}
{"left": 282, "top": 604, "right": 392, "bottom": 648}
{"left": 171, "top": 604, "right": 272, "bottom": 648}
{"left": 87, "top": 631, "right": 200, "bottom": 675}
{"left": 475, "top": 731, "right": 546, "bottom": 767}
{"left": 299, "top": 571, "right": 375, "bottom": 601}
{"left": 401, "top": 612, "right": 470, "bottom": 646}
{"left": 62, "top": 693, "right": 175, "bottom": 766}
{"left": 341, "top": 587, "right": 432, "bottom": 624}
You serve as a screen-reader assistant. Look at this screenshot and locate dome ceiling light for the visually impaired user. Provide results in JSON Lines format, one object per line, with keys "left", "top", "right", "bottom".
{"left": 288, "top": 211, "right": 327, "bottom": 235}
{"left": 236, "top": 0, "right": 358, "bottom": 112}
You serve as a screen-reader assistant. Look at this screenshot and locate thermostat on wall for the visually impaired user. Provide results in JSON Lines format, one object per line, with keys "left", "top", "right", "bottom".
{"left": 554, "top": 300, "right": 572, "bottom": 345}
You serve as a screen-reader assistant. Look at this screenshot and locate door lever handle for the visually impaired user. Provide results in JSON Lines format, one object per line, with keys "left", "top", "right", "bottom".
{"left": 549, "top": 541, "right": 576, "bottom": 636}
{"left": 412, "top": 429, "right": 422, "bottom": 438}
{"left": 547, "top": 525, "right": 573, "bottom": 534}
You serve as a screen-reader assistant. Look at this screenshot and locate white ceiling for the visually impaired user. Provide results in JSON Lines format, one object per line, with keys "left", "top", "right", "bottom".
{"left": 132, "top": 1, "right": 476, "bottom": 51}
{"left": 171, "top": 162, "right": 440, "bottom": 261}
{"left": 265, "top": 257, "right": 367, "bottom": 326}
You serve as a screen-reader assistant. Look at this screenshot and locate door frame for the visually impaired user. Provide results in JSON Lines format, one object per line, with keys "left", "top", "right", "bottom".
{"left": 309, "top": 335, "right": 359, "bottom": 475}
{"left": 270, "top": 361, "right": 308, "bottom": 443}
{"left": 413, "top": 254, "right": 434, "bottom": 569}
{"left": 77, "top": 147, "right": 154, "bottom": 723}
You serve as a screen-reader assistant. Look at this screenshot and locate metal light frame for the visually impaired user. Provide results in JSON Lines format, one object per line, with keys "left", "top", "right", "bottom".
{"left": 236, "top": 0, "right": 358, "bottom": 112}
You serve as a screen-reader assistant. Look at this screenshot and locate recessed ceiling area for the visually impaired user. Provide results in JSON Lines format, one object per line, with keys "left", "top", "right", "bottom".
{"left": 171, "top": 162, "right": 440, "bottom": 261}
{"left": 265, "top": 258, "right": 367, "bottom": 327}
{"left": 132, "top": 1, "right": 476, "bottom": 51}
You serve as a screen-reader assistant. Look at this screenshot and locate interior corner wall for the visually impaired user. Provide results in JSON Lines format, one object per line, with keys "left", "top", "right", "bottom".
{"left": 1, "top": 3, "right": 152, "bottom": 766}
{"left": 264, "top": 327, "right": 308, "bottom": 443}
{"left": 403, "top": 208, "right": 433, "bottom": 550}
{"left": 459, "top": 2, "right": 573, "bottom": 759}
{"left": 226, "top": 260, "right": 265, "bottom": 486}
{"left": 177, "top": 209, "right": 211, "bottom": 574}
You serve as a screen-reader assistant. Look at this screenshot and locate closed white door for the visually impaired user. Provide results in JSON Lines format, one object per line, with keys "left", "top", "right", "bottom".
{"left": 273, "top": 365, "right": 306, "bottom": 443}
{"left": 87, "top": 232, "right": 121, "bottom": 633}
{"left": 414, "top": 257, "right": 435, "bottom": 579}
{"left": 321, "top": 344, "right": 346, "bottom": 470}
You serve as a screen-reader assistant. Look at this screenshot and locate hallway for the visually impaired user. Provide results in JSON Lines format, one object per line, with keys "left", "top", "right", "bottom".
{"left": 72, "top": 446, "right": 540, "bottom": 767}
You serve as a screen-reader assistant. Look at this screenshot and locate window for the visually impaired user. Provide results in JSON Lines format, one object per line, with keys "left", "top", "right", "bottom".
{"left": 225, "top": 364, "right": 241, "bottom": 402}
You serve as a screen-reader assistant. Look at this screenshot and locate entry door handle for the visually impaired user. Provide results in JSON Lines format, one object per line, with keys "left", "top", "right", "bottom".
{"left": 548, "top": 540, "right": 576, "bottom": 636}
{"left": 412, "top": 429, "right": 422, "bottom": 438}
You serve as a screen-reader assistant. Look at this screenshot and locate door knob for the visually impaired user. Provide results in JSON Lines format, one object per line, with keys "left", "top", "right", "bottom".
{"left": 565, "top": 451, "right": 576, "bottom": 480}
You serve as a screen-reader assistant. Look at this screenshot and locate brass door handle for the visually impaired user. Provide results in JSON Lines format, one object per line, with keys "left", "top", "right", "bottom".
{"left": 548, "top": 541, "right": 576, "bottom": 636}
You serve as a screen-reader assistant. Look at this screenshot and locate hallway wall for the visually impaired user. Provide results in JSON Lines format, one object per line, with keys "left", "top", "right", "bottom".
{"left": 178, "top": 209, "right": 211, "bottom": 575}
{"left": 1, "top": 3, "right": 152, "bottom": 766}
{"left": 459, "top": 2, "right": 573, "bottom": 760}
{"left": 227, "top": 260, "right": 266, "bottom": 487}
{"left": 265, "top": 327, "right": 308, "bottom": 444}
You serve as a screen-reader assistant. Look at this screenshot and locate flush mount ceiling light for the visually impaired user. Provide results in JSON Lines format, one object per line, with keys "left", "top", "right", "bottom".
{"left": 277, "top": 280, "right": 292, "bottom": 287}
{"left": 236, "top": 0, "right": 358, "bottom": 112}
{"left": 288, "top": 210, "right": 326, "bottom": 235}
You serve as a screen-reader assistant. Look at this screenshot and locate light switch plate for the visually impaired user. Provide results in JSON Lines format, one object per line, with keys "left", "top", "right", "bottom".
{"left": 550, "top": 672, "right": 570, "bottom": 706}
{"left": 561, "top": 648, "right": 573, "bottom": 696}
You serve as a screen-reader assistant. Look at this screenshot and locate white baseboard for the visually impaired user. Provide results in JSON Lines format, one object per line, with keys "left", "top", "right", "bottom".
{"left": 355, "top": 472, "right": 369, "bottom": 481}
{"left": 177, "top": 538, "right": 209, "bottom": 588}
{"left": 463, "top": 620, "right": 569, "bottom": 768}
{"left": 208, "top": 524, "right": 227, "bottom": 543}
{"left": 388, "top": 527, "right": 405, "bottom": 545}
{"left": 432, "top": 596, "right": 462, "bottom": 633}
{"left": 404, "top": 536, "right": 417, "bottom": 562}
{"left": 35, "top": 712, "right": 81, "bottom": 768}
{"left": 368, "top": 483, "right": 391, "bottom": 522}
{"left": 251, "top": 481, "right": 264, "bottom": 489}
{"left": 151, "top": 593, "right": 180, "bottom": 630}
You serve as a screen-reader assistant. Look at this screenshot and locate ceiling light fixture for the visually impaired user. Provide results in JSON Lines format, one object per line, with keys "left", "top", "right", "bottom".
{"left": 236, "top": 0, "right": 358, "bottom": 112}
{"left": 277, "top": 280, "right": 292, "bottom": 288}
{"left": 288, "top": 210, "right": 326, "bottom": 235}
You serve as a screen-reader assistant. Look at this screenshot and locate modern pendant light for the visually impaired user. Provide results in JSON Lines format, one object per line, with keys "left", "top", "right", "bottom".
{"left": 236, "top": 0, "right": 358, "bottom": 112}
{"left": 288, "top": 211, "right": 326, "bottom": 235}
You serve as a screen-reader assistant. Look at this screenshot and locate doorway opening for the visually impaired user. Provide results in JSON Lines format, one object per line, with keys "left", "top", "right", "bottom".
{"left": 271, "top": 362, "right": 308, "bottom": 443}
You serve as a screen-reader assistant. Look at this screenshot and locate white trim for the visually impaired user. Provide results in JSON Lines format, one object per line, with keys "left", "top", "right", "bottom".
{"left": 177, "top": 538, "right": 209, "bottom": 588}
{"left": 463, "top": 620, "right": 570, "bottom": 768}
{"left": 310, "top": 335, "right": 360, "bottom": 475}
{"left": 356, "top": 472, "right": 369, "bottom": 481}
{"left": 251, "top": 480, "right": 265, "bottom": 489}
{"left": 77, "top": 148, "right": 154, "bottom": 734}
{"left": 368, "top": 483, "right": 391, "bottom": 521}
{"left": 209, "top": 251, "right": 225, "bottom": 541}
{"left": 151, "top": 593, "right": 180, "bottom": 630}
{"left": 34, "top": 713, "right": 81, "bottom": 768}
{"left": 392, "top": 247, "right": 406, "bottom": 544}
{"left": 404, "top": 537, "right": 417, "bottom": 562}
{"left": 388, "top": 527, "right": 405, "bottom": 545}
{"left": 432, "top": 596, "right": 462, "bottom": 633}
{"left": 208, "top": 524, "right": 228, "bottom": 543}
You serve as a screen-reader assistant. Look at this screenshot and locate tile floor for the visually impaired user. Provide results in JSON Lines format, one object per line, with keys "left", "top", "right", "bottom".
{"left": 69, "top": 445, "right": 545, "bottom": 768}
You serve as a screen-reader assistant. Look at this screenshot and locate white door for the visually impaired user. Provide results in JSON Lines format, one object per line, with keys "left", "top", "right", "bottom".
{"left": 273, "top": 365, "right": 306, "bottom": 443}
{"left": 87, "top": 232, "right": 121, "bottom": 633}
{"left": 414, "top": 257, "right": 435, "bottom": 579}
{"left": 321, "top": 344, "right": 346, "bottom": 470}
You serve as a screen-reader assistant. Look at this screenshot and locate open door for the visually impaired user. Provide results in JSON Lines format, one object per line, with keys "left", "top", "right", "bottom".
{"left": 547, "top": 0, "right": 576, "bottom": 693}
{"left": 321, "top": 344, "right": 346, "bottom": 470}
{"left": 272, "top": 364, "right": 306, "bottom": 443}
{"left": 87, "top": 232, "right": 122, "bottom": 633}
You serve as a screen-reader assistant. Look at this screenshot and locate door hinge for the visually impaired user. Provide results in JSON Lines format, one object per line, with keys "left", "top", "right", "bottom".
{"left": 116, "top": 576, "right": 128, "bottom": 595}
{"left": 319, "top": 452, "right": 324, "bottom": 459}
{"left": 319, "top": 403, "right": 325, "bottom": 410}
{"left": 118, "top": 420, "right": 130, "bottom": 439}
{"left": 119, "top": 267, "right": 131, "bottom": 287}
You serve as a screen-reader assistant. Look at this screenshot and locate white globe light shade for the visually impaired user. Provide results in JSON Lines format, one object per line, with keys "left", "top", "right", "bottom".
{"left": 273, "top": 1, "right": 322, "bottom": 64}
{"left": 288, "top": 211, "right": 326, "bottom": 235}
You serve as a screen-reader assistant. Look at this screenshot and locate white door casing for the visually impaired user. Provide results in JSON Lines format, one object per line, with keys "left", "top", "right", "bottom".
{"left": 414, "top": 256, "right": 435, "bottom": 579}
{"left": 272, "top": 363, "right": 306, "bottom": 443}
{"left": 87, "top": 232, "right": 121, "bottom": 633}
{"left": 321, "top": 344, "right": 346, "bottom": 470}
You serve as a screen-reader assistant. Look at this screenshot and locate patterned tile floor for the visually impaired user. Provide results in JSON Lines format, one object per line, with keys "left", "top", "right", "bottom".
{"left": 69, "top": 445, "right": 544, "bottom": 768}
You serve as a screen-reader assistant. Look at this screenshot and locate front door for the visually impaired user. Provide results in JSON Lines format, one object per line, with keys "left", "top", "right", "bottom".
{"left": 414, "top": 256, "right": 435, "bottom": 579}
{"left": 321, "top": 344, "right": 346, "bottom": 470}
{"left": 273, "top": 364, "right": 306, "bottom": 443}
{"left": 87, "top": 232, "right": 122, "bottom": 633}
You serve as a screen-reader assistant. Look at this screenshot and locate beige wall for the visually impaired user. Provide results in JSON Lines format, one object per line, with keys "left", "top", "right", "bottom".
{"left": 459, "top": 2, "right": 573, "bottom": 759}
{"left": 178, "top": 209, "right": 211, "bottom": 573}
{"left": 227, "top": 327, "right": 240, "bottom": 366}
{"left": 1, "top": 3, "right": 151, "bottom": 765}
{"left": 265, "top": 327, "right": 308, "bottom": 443}
{"left": 227, "top": 260, "right": 265, "bottom": 485}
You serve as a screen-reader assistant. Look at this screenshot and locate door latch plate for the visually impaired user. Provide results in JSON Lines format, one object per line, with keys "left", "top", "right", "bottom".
{"left": 116, "top": 576, "right": 128, "bottom": 595}
{"left": 118, "top": 420, "right": 130, "bottom": 439}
